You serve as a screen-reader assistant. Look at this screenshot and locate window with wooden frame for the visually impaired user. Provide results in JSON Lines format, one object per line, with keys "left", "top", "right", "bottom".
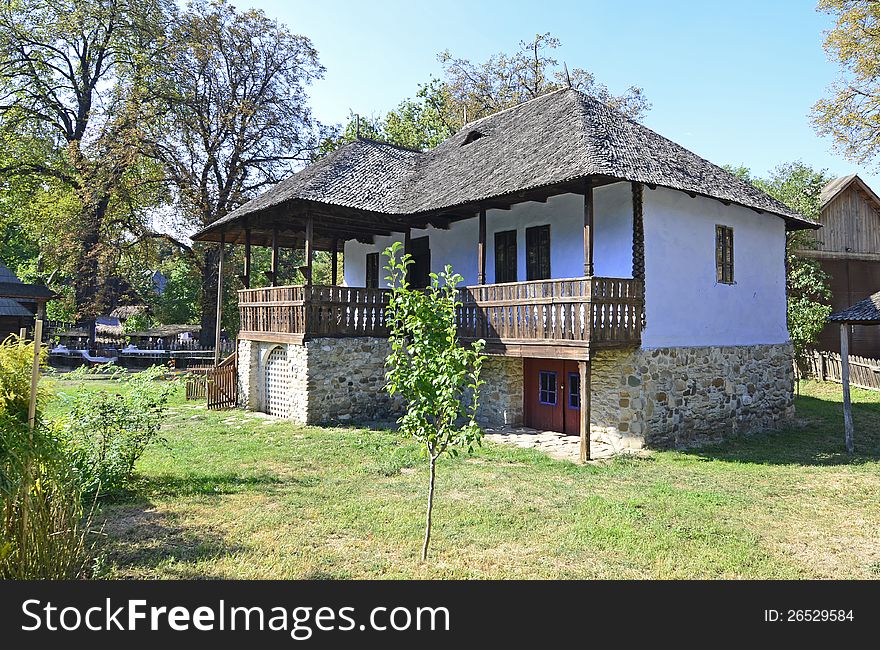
{"left": 538, "top": 371, "right": 558, "bottom": 405}
{"left": 494, "top": 230, "right": 517, "bottom": 283}
{"left": 365, "top": 252, "right": 380, "bottom": 289}
{"left": 526, "top": 225, "right": 551, "bottom": 281}
{"left": 715, "top": 225, "right": 734, "bottom": 284}
{"left": 568, "top": 372, "right": 580, "bottom": 409}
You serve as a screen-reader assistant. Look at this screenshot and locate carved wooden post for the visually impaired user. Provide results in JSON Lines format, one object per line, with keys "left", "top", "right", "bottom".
{"left": 243, "top": 227, "right": 252, "bottom": 289}
{"left": 331, "top": 238, "right": 339, "bottom": 286}
{"left": 579, "top": 359, "right": 592, "bottom": 462}
{"left": 632, "top": 182, "right": 646, "bottom": 328}
{"left": 583, "top": 178, "right": 594, "bottom": 277}
{"left": 270, "top": 226, "right": 279, "bottom": 287}
{"left": 214, "top": 232, "right": 225, "bottom": 366}
{"left": 840, "top": 323, "right": 854, "bottom": 453}
{"left": 404, "top": 227, "right": 412, "bottom": 285}
{"left": 304, "top": 213, "right": 314, "bottom": 286}
{"left": 477, "top": 208, "right": 487, "bottom": 284}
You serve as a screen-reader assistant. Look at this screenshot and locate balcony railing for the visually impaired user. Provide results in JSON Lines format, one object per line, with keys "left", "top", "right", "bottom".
{"left": 238, "top": 277, "right": 644, "bottom": 349}
{"left": 239, "top": 285, "right": 390, "bottom": 339}
{"left": 458, "top": 277, "right": 644, "bottom": 347}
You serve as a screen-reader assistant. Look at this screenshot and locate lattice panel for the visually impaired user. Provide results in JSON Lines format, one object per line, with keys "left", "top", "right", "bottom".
{"left": 264, "top": 347, "right": 290, "bottom": 418}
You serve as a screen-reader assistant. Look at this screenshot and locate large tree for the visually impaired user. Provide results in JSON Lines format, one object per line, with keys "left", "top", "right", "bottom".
{"left": 143, "top": 0, "right": 324, "bottom": 345}
{"left": 0, "top": 0, "right": 174, "bottom": 320}
{"left": 813, "top": 0, "right": 880, "bottom": 168}
{"left": 328, "top": 32, "right": 650, "bottom": 153}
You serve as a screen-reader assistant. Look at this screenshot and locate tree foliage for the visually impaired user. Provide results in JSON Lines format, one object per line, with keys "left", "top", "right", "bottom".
{"left": 813, "top": 0, "right": 880, "bottom": 168}
{"left": 142, "top": 0, "right": 325, "bottom": 344}
{"left": 382, "top": 242, "right": 485, "bottom": 560}
{"left": 327, "top": 32, "right": 649, "bottom": 153}
{"left": 0, "top": 0, "right": 174, "bottom": 319}
{"left": 728, "top": 162, "right": 834, "bottom": 366}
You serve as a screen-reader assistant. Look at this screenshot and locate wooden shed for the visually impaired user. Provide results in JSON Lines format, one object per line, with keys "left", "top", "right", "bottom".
{"left": 801, "top": 175, "right": 880, "bottom": 357}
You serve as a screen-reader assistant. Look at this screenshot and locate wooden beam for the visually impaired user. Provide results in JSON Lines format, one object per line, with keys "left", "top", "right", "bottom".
{"left": 331, "top": 238, "right": 339, "bottom": 286}
{"left": 404, "top": 227, "right": 411, "bottom": 284}
{"left": 27, "top": 318, "right": 43, "bottom": 431}
{"left": 477, "top": 209, "right": 487, "bottom": 285}
{"left": 583, "top": 178, "right": 594, "bottom": 277}
{"left": 270, "top": 226, "right": 279, "bottom": 287}
{"left": 840, "top": 323, "right": 855, "bottom": 454}
{"left": 579, "top": 360, "right": 591, "bottom": 462}
{"left": 631, "top": 182, "right": 646, "bottom": 329}
{"left": 243, "top": 227, "right": 252, "bottom": 289}
{"left": 214, "top": 232, "right": 225, "bottom": 366}
{"left": 304, "top": 213, "right": 314, "bottom": 286}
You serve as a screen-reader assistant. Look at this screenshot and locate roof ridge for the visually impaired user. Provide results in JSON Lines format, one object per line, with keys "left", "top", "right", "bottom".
{"left": 458, "top": 87, "right": 573, "bottom": 132}
{"left": 355, "top": 136, "right": 425, "bottom": 154}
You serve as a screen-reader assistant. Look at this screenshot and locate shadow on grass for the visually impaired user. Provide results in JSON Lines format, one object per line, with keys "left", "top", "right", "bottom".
{"left": 681, "top": 395, "right": 880, "bottom": 467}
{"left": 104, "top": 472, "right": 321, "bottom": 501}
{"left": 95, "top": 503, "right": 246, "bottom": 577}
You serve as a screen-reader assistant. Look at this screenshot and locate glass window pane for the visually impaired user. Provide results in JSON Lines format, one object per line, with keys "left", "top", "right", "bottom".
{"left": 569, "top": 372, "right": 580, "bottom": 409}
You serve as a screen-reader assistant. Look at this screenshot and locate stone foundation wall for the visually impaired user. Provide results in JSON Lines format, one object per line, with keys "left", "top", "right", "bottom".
{"left": 475, "top": 356, "right": 524, "bottom": 427}
{"left": 591, "top": 343, "right": 795, "bottom": 450}
{"left": 238, "top": 337, "right": 794, "bottom": 451}
{"left": 237, "top": 337, "right": 523, "bottom": 428}
{"left": 304, "top": 338, "right": 403, "bottom": 424}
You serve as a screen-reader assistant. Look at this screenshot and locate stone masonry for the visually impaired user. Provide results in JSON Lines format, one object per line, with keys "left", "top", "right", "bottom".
{"left": 239, "top": 338, "right": 793, "bottom": 451}
{"left": 590, "top": 343, "right": 795, "bottom": 450}
{"left": 239, "top": 337, "right": 402, "bottom": 425}
{"left": 238, "top": 337, "right": 524, "bottom": 428}
{"left": 474, "top": 356, "right": 524, "bottom": 427}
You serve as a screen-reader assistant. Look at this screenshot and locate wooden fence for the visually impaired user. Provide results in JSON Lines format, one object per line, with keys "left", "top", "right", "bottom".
{"left": 806, "top": 350, "right": 880, "bottom": 391}
{"left": 206, "top": 353, "right": 237, "bottom": 410}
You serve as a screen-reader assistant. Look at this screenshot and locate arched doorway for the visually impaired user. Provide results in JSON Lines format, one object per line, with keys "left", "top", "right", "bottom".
{"left": 264, "top": 346, "right": 290, "bottom": 417}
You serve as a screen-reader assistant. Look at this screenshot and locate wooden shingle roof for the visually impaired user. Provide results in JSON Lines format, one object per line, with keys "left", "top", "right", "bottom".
{"left": 820, "top": 174, "right": 880, "bottom": 211}
{"left": 195, "top": 88, "right": 817, "bottom": 241}
{"left": 829, "top": 292, "right": 880, "bottom": 325}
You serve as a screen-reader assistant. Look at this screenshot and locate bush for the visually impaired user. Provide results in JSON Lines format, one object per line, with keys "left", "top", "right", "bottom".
{"left": 0, "top": 335, "right": 93, "bottom": 579}
{"left": 62, "top": 365, "right": 177, "bottom": 497}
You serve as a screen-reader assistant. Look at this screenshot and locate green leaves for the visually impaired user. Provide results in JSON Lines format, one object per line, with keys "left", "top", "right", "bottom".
{"left": 61, "top": 364, "right": 176, "bottom": 497}
{"left": 382, "top": 242, "right": 486, "bottom": 558}
{"left": 382, "top": 241, "right": 486, "bottom": 460}
{"left": 813, "top": 0, "right": 880, "bottom": 168}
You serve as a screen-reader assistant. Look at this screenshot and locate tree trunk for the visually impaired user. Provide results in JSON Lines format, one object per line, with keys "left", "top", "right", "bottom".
{"left": 72, "top": 196, "right": 111, "bottom": 321}
{"left": 199, "top": 246, "right": 221, "bottom": 347}
{"left": 422, "top": 455, "right": 437, "bottom": 561}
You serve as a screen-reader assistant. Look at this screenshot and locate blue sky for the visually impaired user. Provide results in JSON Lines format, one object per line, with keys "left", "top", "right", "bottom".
{"left": 248, "top": 0, "right": 880, "bottom": 191}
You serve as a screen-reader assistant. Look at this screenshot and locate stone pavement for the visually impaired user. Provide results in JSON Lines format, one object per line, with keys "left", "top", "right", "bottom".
{"left": 483, "top": 426, "right": 642, "bottom": 462}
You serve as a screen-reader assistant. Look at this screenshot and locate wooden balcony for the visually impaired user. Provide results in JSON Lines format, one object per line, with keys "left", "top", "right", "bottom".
{"left": 237, "top": 277, "right": 644, "bottom": 359}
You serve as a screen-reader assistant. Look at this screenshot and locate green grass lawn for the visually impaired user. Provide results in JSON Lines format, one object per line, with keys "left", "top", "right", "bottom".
{"left": 50, "top": 377, "right": 880, "bottom": 579}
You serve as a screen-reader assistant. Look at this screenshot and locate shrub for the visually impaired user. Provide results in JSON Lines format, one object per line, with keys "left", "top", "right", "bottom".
{"left": 0, "top": 335, "right": 93, "bottom": 579}
{"left": 62, "top": 365, "right": 177, "bottom": 497}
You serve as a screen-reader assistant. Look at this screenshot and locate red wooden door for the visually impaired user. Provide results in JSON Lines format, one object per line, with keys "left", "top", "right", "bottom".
{"left": 524, "top": 358, "right": 564, "bottom": 432}
{"left": 562, "top": 360, "right": 581, "bottom": 436}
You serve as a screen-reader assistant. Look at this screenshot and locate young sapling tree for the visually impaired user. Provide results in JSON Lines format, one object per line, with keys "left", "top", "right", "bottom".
{"left": 382, "top": 242, "right": 486, "bottom": 560}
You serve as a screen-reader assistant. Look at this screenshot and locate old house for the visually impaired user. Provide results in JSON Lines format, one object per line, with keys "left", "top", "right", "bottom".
{"left": 0, "top": 260, "right": 54, "bottom": 340}
{"left": 191, "top": 89, "right": 816, "bottom": 454}
{"left": 801, "top": 174, "right": 880, "bottom": 357}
